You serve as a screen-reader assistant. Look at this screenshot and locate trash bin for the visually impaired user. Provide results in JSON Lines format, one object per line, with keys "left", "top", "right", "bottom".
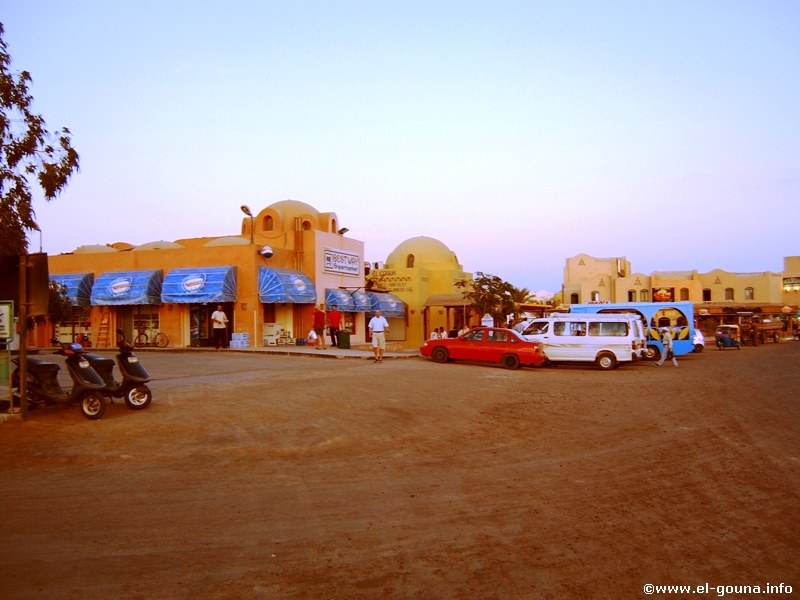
{"left": 338, "top": 331, "right": 351, "bottom": 350}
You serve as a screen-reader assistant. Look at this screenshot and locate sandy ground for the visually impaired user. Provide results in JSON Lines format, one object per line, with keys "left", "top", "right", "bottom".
{"left": 1, "top": 342, "right": 798, "bottom": 599}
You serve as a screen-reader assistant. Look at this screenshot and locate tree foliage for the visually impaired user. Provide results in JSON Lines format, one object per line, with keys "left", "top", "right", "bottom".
{"left": 48, "top": 281, "right": 73, "bottom": 324}
{"left": 0, "top": 22, "right": 79, "bottom": 257}
{"left": 460, "top": 272, "right": 517, "bottom": 325}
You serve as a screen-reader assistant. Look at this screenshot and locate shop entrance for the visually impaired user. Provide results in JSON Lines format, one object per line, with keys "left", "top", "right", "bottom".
{"left": 190, "top": 304, "right": 233, "bottom": 347}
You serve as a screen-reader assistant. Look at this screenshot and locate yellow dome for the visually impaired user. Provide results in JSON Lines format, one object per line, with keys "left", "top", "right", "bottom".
{"left": 260, "top": 199, "right": 319, "bottom": 221}
{"left": 386, "top": 236, "right": 460, "bottom": 269}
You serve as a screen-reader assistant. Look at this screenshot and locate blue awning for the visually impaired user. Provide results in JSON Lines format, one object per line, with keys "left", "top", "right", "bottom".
{"left": 352, "top": 289, "right": 372, "bottom": 312}
{"left": 91, "top": 270, "right": 163, "bottom": 305}
{"left": 366, "top": 291, "right": 406, "bottom": 318}
{"left": 50, "top": 273, "right": 93, "bottom": 307}
{"left": 325, "top": 289, "right": 356, "bottom": 311}
{"left": 162, "top": 266, "right": 237, "bottom": 303}
{"left": 258, "top": 267, "right": 316, "bottom": 303}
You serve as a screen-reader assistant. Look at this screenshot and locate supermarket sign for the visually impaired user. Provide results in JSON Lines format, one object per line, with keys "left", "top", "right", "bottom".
{"left": 323, "top": 248, "right": 361, "bottom": 277}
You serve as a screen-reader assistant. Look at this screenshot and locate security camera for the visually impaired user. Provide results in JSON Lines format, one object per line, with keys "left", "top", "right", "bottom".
{"left": 259, "top": 245, "right": 273, "bottom": 258}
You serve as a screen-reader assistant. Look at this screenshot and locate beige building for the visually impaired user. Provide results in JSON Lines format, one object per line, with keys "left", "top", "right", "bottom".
{"left": 562, "top": 253, "right": 800, "bottom": 332}
{"left": 368, "top": 236, "right": 473, "bottom": 349}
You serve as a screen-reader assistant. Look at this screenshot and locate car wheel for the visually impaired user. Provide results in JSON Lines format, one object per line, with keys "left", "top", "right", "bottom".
{"left": 596, "top": 352, "right": 617, "bottom": 370}
{"left": 502, "top": 354, "right": 520, "bottom": 370}
{"left": 693, "top": 344, "right": 704, "bottom": 353}
{"left": 431, "top": 347, "right": 449, "bottom": 363}
{"left": 644, "top": 345, "right": 659, "bottom": 360}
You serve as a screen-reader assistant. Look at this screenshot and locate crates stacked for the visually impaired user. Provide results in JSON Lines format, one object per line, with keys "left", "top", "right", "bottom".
{"left": 229, "top": 332, "right": 250, "bottom": 349}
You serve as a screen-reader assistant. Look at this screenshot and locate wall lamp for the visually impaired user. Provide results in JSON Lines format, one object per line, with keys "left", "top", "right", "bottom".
{"left": 337, "top": 227, "right": 349, "bottom": 235}
{"left": 240, "top": 205, "right": 254, "bottom": 244}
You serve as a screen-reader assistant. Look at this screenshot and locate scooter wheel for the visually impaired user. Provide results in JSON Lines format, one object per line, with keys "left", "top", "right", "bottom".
{"left": 125, "top": 385, "right": 152, "bottom": 410}
{"left": 80, "top": 391, "right": 106, "bottom": 420}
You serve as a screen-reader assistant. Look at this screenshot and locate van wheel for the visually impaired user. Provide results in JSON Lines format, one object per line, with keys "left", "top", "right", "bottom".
{"left": 644, "top": 345, "right": 659, "bottom": 360}
{"left": 693, "top": 344, "right": 704, "bottom": 353}
{"left": 502, "top": 354, "right": 520, "bottom": 370}
{"left": 431, "top": 347, "right": 449, "bottom": 363}
{"left": 596, "top": 352, "right": 617, "bottom": 370}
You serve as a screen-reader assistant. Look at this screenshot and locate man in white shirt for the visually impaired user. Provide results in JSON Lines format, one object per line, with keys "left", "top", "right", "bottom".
{"left": 368, "top": 309, "right": 390, "bottom": 363}
{"left": 211, "top": 304, "right": 228, "bottom": 350}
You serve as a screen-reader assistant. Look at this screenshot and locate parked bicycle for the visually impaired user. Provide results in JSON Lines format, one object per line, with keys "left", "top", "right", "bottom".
{"left": 134, "top": 329, "right": 169, "bottom": 348}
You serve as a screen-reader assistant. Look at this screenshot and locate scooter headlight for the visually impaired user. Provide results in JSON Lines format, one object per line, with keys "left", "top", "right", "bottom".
{"left": 78, "top": 360, "right": 90, "bottom": 369}
{"left": 127, "top": 356, "right": 139, "bottom": 364}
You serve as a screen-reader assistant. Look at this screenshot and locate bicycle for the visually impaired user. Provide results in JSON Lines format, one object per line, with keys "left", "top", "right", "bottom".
{"left": 134, "top": 329, "right": 169, "bottom": 348}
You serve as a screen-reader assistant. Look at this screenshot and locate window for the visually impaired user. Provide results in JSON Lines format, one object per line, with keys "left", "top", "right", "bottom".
{"left": 587, "top": 321, "right": 628, "bottom": 336}
{"left": 570, "top": 293, "right": 580, "bottom": 304}
{"left": 744, "top": 287, "right": 754, "bottom": 300}
{"left": 464, "top": 330, "right": 484, "bottom": 342}
{"left": 263, "top": 215, "right": 275, "bottom": 231}
{"left": 554, "top": 321, "right": 586, "bottom": 336}
{"left": 524, "top": 322, "right": 549, "bottom": 335}
{"left": 680, "top": 288, "right": 689, "bottom": 301}
{"left": 406, "top": 254, "right": 415, "bottom": 268}
{"left": 640, "top": 289, "right": 649, "bottom": 302}
{"left": 590, "top": 291, "right": 600, "bottom": 302}
{"left": 725, "top": 288, "right": 734, "bottom": 301}
{"left": 487, "top": 330, "right": 508, "bottom": 342}
{"left": 703, "top": 288, "right": 711, "bottom": 301}
{"left": 627, "top": 289, "right": 636, "bottom": 302}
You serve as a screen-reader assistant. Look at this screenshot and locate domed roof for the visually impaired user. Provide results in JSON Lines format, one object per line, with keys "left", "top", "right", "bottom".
{"left": 72, "top": 244, "right": 118, "bottom": 254}
{"left": 261, "top": 199, "right": 319, "bottom": 219}
{"left": 204, "top": 236, "right": 250, "bottom": 247}
{"left": 386, "top": 236, "right": 460, "bottom": 268}
{"left": 133, "top": 240, "right": 185, "bottom": 251}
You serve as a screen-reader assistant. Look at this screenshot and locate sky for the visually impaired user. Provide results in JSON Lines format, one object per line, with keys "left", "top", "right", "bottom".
{"left": 3, "top": 0, "right": 799, "bottom": 294}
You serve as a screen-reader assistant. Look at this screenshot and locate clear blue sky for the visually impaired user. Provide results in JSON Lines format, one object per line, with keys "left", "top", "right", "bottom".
{"left": 4, "top": 0, "right": 799, "bottom": 293}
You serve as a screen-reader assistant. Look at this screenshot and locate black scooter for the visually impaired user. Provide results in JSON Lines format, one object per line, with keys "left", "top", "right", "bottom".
{"left": 11, "top": 342, "right": 107, "bottom": 420}
{"left": 84, "top": 330, "right": 152, "bottom": 410}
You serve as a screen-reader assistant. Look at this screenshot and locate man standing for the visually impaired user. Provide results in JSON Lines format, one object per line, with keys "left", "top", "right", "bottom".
{"left": 211, "top": 304, "right": 228, "bottom": 350}
{"left": 368, "top": 308, "right": 390, "bottom": 363}
{"left": 328, "top": 304, "right": 342, "bottom": 348}
{"left": 312, "top": 304, "right": 327, "bottom": 349}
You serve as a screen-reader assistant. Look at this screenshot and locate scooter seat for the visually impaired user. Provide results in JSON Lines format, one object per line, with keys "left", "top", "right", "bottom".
{"left": 26, "top": 358, "right": 60, "bottom": 375}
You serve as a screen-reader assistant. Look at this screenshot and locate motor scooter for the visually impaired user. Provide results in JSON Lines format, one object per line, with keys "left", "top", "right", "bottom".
{"left": 83, "top": 330, "right": 152, "bottom": 410}
{"left": 11, "top": 342, "right": 107, "bottom": 419}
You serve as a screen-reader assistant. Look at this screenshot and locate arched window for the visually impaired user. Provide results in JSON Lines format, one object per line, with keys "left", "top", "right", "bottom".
{"left": 627, "top": 289, "right": 636, "bottom": 302}
{"left": 725, "top": 288, "right": 735, "bottom": 301}
{"left": 302, "top": 220, "right": 312, "bottom": 230}
{"left": 570, "top": 293, "right": 579, "bottom": 304}
{"left": 263, "top": 215, "right": 275, "bottom": 231}
{"left": 640, "top": 289, "right": 649, "bottom": 302}
{"left": 680, "top": 288, "right": 689, "bottom": 301}
{"left": 406, "top": 254, "right": 415, "bottom": 268}
{"left": 590, "top": 290, "right": 600, "bottom": 302}
{"left": 744, "top": 287, "right": 754, "bottom": 300}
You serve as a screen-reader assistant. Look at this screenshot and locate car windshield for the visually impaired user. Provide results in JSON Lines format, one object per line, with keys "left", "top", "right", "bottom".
{"left": 523, "top": 321, "right": 548, "bottom": 335}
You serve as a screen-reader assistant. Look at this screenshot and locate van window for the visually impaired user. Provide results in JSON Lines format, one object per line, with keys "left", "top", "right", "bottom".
{"left": 554, "top": 321, "right": 586, "bottom": 336}
{"left": 587, "top": 321, "right": 628, "bottom": 336}
{"left": 524, "top": 322, "right": 548, "bottom": 335}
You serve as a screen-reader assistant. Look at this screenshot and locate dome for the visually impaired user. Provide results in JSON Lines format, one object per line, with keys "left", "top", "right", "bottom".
{"left": 260, "top": 199, "right": 319, "bottom": 221}
{"left": 72, "top": 244, "right": 118, "bottom": 254}
{"left": 204, "top": 236, "right": 250, "bottom": 247}
{"left": 133, "top": 240, "right": 185, "bottom": 251}
{"left": 386, "top": 236, "right": 460, "bottom": 269}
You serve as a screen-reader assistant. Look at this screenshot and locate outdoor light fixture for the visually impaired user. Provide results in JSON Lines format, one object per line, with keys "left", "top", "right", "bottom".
{"left": 337, "top": 227, "right": 349, "bottom": 235}
{"left": 240, "top": 205, "right": 254, "bottom": 243}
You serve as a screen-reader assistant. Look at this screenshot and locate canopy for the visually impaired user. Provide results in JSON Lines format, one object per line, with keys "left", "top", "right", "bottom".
{"left": 91, "top": 270, "right": 162, "bottom": 305}
{"left": 366, "top": 291, "right": 406, "bottom": 318}
{"left": 162, "top": 266, "right": 237, "bottom": 303}
{"left": 50, "top": 273, "right": 93, "bottom": 307}
{"left": 352, "top": 289, "right": 372, "bottom": 312}
{"left": 258, "top": 267, "right": 316, "bottom": 303}
{"left": 325, "top": 288, "right": 356, "bottom": 312}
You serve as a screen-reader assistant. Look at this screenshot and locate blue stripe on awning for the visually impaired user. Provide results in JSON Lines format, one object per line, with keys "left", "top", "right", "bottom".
{"left": 50, "top": 273, "right": 93, "bottom": 307}
{"left": 258, "top": 267, "right": 316, "bottom": 303}
{"left": 366, "top": 291, "right": 406, "bottom": 318}
{"left": 352, "top": 289, "right": 372, "bottom": 312}
{"left": 91, "top": 270, "right": 162, "bottom": 305}
{"left": 325, "top": 289, "right": 356, "bottom": 311}
{"left": 162, "top": 266, "right": 237, "bottom": 303}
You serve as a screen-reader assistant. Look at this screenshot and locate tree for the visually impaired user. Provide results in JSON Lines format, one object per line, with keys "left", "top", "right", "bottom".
{"left": 0, "top": 22, "right": 79, "bottom": 257}
{"left": 48, "top": 281, "right": 73, "bottom": 325}
{"left": 462, "top": 272, "right": 517, "bottom": 325}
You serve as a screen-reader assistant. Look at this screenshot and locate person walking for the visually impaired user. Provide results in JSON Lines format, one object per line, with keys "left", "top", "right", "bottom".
{"left": 368, "top": 308, "right": 390, "bottom": 363}
{"left": 211, "top": 304, "right": 228, "bottom": 350}
{"left": 328, "top": 304, "right": 342, "bottom": 348}
{"left": 654, "top": 327, "right": 678, "bottom": 367}
{"left": 312, "top": 304, "right": 327, "bottom": 349}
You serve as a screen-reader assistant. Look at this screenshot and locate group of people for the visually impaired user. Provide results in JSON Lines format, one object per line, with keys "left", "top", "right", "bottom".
{"left": 312, "top": 304, "right": 390, "bottom": 363}
{"left": 429, "top": 325, "right": 469, "bottom": 339}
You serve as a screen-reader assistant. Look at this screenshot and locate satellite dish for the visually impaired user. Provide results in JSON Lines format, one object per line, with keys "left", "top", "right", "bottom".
{"left": 259, "top": 245, "right": 273, "bottom": 258}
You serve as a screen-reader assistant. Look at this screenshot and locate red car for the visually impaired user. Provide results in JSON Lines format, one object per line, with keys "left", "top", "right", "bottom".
{"left": 420, "top": 327, "right": 546, "bottom": 369}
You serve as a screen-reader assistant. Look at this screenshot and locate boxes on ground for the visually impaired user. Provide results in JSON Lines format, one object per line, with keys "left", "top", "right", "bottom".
{"left": 229, "top": 332, "right": 250, "bottom": 349}
{"left": 338, "top": 330, "right": 351, "bottom": 349}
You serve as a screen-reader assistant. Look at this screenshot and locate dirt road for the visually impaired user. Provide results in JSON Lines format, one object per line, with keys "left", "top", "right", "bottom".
{"left": 1, "top": 344, "right": 798, "bottom": 599}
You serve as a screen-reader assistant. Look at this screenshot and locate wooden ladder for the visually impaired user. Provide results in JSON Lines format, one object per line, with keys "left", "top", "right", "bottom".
{"left": 96, "top": 315, "right": 110, "bottom": 348}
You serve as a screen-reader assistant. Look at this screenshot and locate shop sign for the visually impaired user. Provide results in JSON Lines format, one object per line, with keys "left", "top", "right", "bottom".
{"left": 182, "top": 273, "right": 207, "bottom": 293}
{"left": 324, "top": 248, "right": 361, "bottom": 276}
{"left": 110, "top": 277, "right": 133, "bottom": 297}
{"left": 652, "top": 287, "right": 674, "bottom": 302}
{"left": 0, "top": 301, "right": 13, "bottom": 341}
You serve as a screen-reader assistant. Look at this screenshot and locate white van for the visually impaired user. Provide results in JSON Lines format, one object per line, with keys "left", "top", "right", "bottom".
{"left": 522, "top": 313, "right": 646, "bottom": 369}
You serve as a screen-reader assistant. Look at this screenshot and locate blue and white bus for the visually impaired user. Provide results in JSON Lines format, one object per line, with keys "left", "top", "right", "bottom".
{"left": 567, "top": 301, "right": 696, "bottom": 359}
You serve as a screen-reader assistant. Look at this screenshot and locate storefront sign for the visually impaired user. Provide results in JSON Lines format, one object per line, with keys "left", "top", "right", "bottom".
{"left": 182, "top": 273, "right": 207, "bottom": 293}
{"left": 652, "top": 287, "right": 674, "bottom": 302}
{"left": 0, "top": 301, "right": 13, "bottom": 342}
{"left": 323, "top": 248, "right": 361, "bottom": 276}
